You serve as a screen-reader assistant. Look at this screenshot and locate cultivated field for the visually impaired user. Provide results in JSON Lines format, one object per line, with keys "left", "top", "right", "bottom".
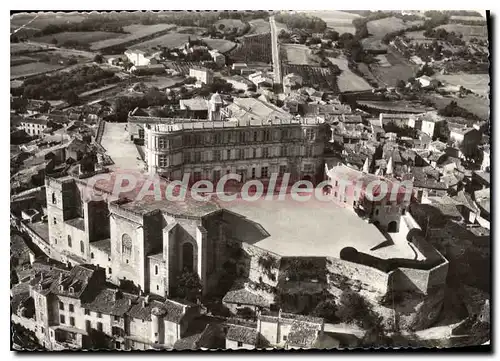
{"left": 137, "top": 75, "right": 186, "bottom": 89}
{"left": 10, "top": 62, "right": 64, "bottom": 80}
{"left": 328, "top": 56, "right": 373, "bottom": 92}
{"left": 202, "top": 38, "right": 237, "bottom": 53}
{"left": 436, "top": 24, "right": 488, "bottom": 40}
{"left": 298, "top": 10, "right": 362, "bottom": 35}
{"left": 11, "top": 12, "right": 87, "bottom": 29}
{"left": 282, "top": 63, "right": 339, "bottom": 92}
{"left": 90, "top": 24, "right": 176, "bottom": 51}
{"left": 367, "top": 16, "right": 424, "bottom": 38}
{"left": 10, "top": 42, "right": 46, "bottom": 55}
{"left": 450, "top": 15, "right": 486, "bottom": 23}
{"left": 282, "top": 44, "right": 318, "bottom": 65}
{"left": 228, "top": 34, "right": 272, "bottom": 63}
{"left": 165, "top": 61, "right": 203, "bottom": 75}
{"left": 433, "top": 73, "right": 490, "bottom": 98}
{"left": 36, "top": 31, "right": 125, "bottom": 46}
{"left": 130, "top": 32, "right": 196, "bottom": 50}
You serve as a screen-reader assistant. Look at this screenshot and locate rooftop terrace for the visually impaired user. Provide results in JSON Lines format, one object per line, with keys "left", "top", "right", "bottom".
{"left": 220, "top": 197, "right": 418, "bottom": 260}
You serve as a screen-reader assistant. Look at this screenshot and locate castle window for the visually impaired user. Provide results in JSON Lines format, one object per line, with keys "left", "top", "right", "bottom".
{"left": 155, "top": 265, "right": 159, "bottom": 275}
{"left": 251, "top": 168, "right": 256, "bottom": 179}
{"left": 237, "top": 341, "right": 243, "bottom": 347}
{"left": 70, "top": 317, "right": 75, "bottom": 326}
{"left": 80, "top": 241, "right": 85, "bottom": 254}
{"left": 279, "top": 165, "right": 287, "bottom": 176}
{"left": 60, "top": 315, "right": 65, "bottom": 324}
{"left": 261, "top": 167, "right": 269, "bottom": 178}
{"left": 226, "top": 149, "right": 231, "bottom": 160}
{"left": 59, "top": 302, "right": 64, "bottom": 310}
{"left": 157, "top": 285, "right": 159, "bottom": 291}
{"left": 108, "top": 268, "right": 112, "bottom": 274}
{"left": 159, "top": 155, "right": 168, "bottom": 168}
{"left": 253, "top": 131, "right": 258, "bottom": 142}
{"left": 194, "top": 152, "right": 201, "bottom": 163}
{"left": 67, "top": 235, "right": 72, "bottom": 248}
{"left": 122, "top": 234, "right": 132, "bottom": 257}
{"left": 91, "top": 253, "right": 94, "bottom": 259}
{"left": 375, "top": 208, "right": 379, "bottom": 216}
{"left": 402, "top": 208, "right": 406, "bottom": 215}
{"left": 52, "top": 193, "right": 56, "bottom": 204}
{"left": 97, "top": 322, "right": 103, "bottom": 332}
{"left": 262, "top": 147, "right": 269, "bottom": 158}
{"left": 69, "top": 304, "right": 74, "bottom": 312}
{"left": 84, "top": 309, "right": 90, "bottom": 315}
{"left": 213, "top": 150, "right": 221, "bottom": 161}
{"left": 53, "top": 218, "right": 57, "bottom": 225}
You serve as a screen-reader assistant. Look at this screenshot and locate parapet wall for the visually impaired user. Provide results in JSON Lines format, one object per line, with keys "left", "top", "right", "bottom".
{"left": 327, "top": 257, "right": 391, "bottom": 295}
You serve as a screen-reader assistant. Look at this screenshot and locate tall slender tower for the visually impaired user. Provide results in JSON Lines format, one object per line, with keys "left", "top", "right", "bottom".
{"left": 208, "top": 92, "right": 223, "bottom": 121}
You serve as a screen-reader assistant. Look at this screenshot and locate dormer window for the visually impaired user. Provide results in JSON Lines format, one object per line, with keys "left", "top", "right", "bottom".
{"left": 59, "top": 285, "right": 64, "bottom": 292}
{"left": 69, "top": 287, "right": 75, "bottom": 293}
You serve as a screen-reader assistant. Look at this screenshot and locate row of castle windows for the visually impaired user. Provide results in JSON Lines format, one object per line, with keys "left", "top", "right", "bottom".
{"left": 152, "top": 128, "right": 317, "bottom": 150}
{"left": 171, "top": 145, "right": 314, "bottom": 166}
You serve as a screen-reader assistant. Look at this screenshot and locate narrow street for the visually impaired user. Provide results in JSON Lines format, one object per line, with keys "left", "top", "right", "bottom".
{"left": 269, "top": 16, "right": 282, "bottom": 85}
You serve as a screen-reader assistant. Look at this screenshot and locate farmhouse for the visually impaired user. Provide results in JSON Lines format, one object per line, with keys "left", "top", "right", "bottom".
{"left": 224, "top": 75, "right": 255, "bottom": 92}
{"left": 209, "top": 50, "right": 226, "bottom": 67}
{"left": 189, "top": 66, "right": 214, "bottom": 86}
{"left": 124, "top": 49, "right": 161, "bottom": 67}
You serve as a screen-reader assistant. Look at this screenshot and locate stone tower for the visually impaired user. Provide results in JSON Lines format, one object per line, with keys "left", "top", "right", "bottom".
{"left": 208, "top": 92, "right": 223, "bottom": 121}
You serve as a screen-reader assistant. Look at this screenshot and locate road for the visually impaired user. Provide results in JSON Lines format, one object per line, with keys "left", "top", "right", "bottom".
{"left": 269, "top": 16, "right": 282, "bottom": 85}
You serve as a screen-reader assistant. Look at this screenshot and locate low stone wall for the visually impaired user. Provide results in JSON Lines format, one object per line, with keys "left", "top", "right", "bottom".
{"left": 327, "top": 257, "right": 390, "bottom": 295}
{"left": 240, "top": 242, "right": 281, "bottom": 288}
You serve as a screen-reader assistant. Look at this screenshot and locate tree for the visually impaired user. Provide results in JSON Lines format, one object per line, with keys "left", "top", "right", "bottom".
{"left": 64, "top": 90, "right": 80, "bottom": 105}
{"left": 93, "top": 54, "right": 104, "bottom": 63}
{"left": 324, "top": 30, "right": 339, "bottom": 41}
{"left": 311, "top": 298, "right": 338, "bottom": 323}
{"left": 218, "top": 24, "right": 225, "bottom": 31}
{"left": 175, "top": 269, "right": 202, "bottom": 302}
{"left": 336, "top": 290, "right": 368, "bottom": 324}
{"left": 396, "top": 79, "right": 406, "bottom": 89}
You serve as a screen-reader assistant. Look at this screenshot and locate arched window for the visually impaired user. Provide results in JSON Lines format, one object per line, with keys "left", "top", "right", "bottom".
{"left": 182, "top": 243, "right": 194, "bottom": 272}
{"left": 80, "top": 241, "right": 85, "bottom": 254}
{"left": 122, "top": 234, "right": 132, "bottom": 257}
{"left": 52, "top": 193, "right": 56, "bottom": 204}
{"left": 67, "top": 235, "right": 72, "bottom": 247}
{"left": 154, "top": 265, "right": 159, "bottom": 275}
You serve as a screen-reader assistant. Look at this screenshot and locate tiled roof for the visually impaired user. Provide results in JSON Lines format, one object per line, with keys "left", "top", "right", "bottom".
{"left": 126, "top": 297, "right": 186, "bottom": 323}
{"left": 226, "top": 325, "right": 258, "bottom": 345}
{"left": 81, "top": 288, "right": 137, "bottom": 316}
{"left": 90, "top": 239, "right": 111, "bottom": 254}
{"left": 174, "top": 333, "right": 202, "bottom": 350}
{"left": 222, "top": 288, "right": 269, "bottom": 308}
{"left": 287, "top": 321, "right": 321, "bottom": 348}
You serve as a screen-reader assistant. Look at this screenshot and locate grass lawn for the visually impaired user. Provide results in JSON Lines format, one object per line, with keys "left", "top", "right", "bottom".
{"left": 328, "top": 56, "right": 372, "bottom": 92}
{"left": 424, "top": 94, "right": 490, "bottom": 121}
{"left": 299, "top": 10, "right": 362, "bottom": 35}
{"left": 433, "top": 73, "right": 490, "bottom": 98}
{"left": 367, "top": 16, "right": 424, "bottom": 38}
{"left": 282, "top": 44, "right": 318, "bottom": 65}
{"left": 436, "top": 24, "right": 488, "bottom": 40}
{"left": 369, "top": 49, "right": 417, "bottom": 87}
{"left": 132, "top": 32, "right": 198, "bottom": 50}
{"left": 215, "top": 19, "right": 246, "bottom": 32}
{"left": 202, "top": 38, "right": 237, "bottom": 53}
{"left": 247, "top": 19, "right": 270, "bottom": 35}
